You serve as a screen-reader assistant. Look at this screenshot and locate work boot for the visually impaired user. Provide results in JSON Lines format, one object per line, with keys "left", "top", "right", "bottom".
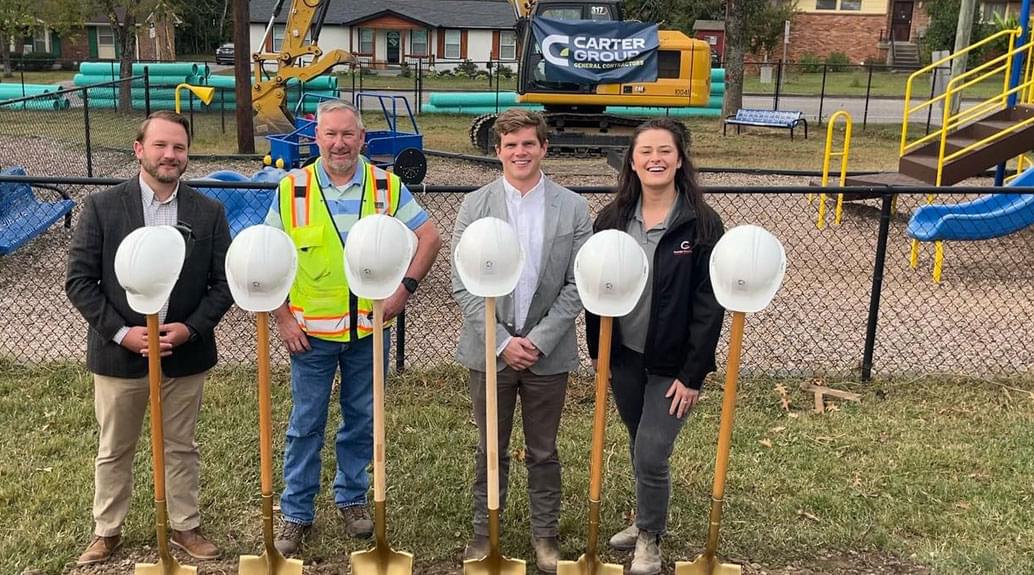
{"left": 531, "top": 536, "right": 560, "bottom": 573}
{"left": 77, "top": 534, "right": 122, "bottom": 566}
{"left": 629, "top": 530, "right": 662, "bottom": 575}
{"left": 463, "top": 534, "right": 490, "bottom": 561}
{"left": 340, "top": 505, "right": 374, "bottom": 538}
{"left": 608, "top": 524, "right": 639, "bottom": 551}
{"left": 274, "top": 520, "right": 311, "bottom": 556}
{"left": 171, "top": 527, "right": 220, "bottom": 560}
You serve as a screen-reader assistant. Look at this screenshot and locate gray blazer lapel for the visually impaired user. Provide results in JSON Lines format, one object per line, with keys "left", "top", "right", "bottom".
{"left": 538, "top": 179, "right": 561, "bottom": 279}
{"left": 121, "top": 178, "right": 145, "bottom": 230}
{"left": 176, "top": 185, "right": 197, "bottom": 228}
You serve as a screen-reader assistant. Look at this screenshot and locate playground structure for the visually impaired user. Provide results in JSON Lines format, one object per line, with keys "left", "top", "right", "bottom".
{"left": 814, "top": 24, "right": 1034, "bottom": 282}
{"left": 264, "top": 93, "right": 427, "bottom": 185}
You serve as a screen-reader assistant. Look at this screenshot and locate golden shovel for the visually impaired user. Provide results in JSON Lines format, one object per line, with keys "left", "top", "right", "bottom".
{"left": 675, "top": 312, "right": 747, "bottom": 575}
{"left": 351, "top": 300, "right": 414, "bottom": 575}
{"left": 557, "top": 315, "right": 622, "bottom": 575}
{"left": 239, "top": 311, "right": 303, "bottom": 575}
{"left": 463, "top": 297, "right": 526, "bottom": 575}
{"left": 136, "top": 314, "right": 197, "bottom": 575}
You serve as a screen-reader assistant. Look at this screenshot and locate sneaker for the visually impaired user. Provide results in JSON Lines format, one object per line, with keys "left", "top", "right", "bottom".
{"left": 531, "top": 536, "right": 560, "bottom": 573}
{"left": 608, "top": 524, "right": 639, "bottom": 551}
{"left": 274, "top": 521, "right": 311, "bottom": 556}
{"left": 629, "top": 530, "right": 662, "bottom": 575}
{"left": 171, "top": 528, "right": 220, "bottom": 560}
{"left": 463, "top": 534, "right": 490, "bottom": 561}
{"left": 339, "top": 505, "right": 374, "bottom": 539}
{"left": 77, "top": 535, "right": 122, "bottom": 566}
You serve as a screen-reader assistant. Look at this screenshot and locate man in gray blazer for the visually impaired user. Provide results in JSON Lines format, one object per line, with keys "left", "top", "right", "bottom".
{"left": 66, "top": 111, "right": 233, "bottom": 566}
{"left": 452, "top": 109, "right": 592, "bottom": 573}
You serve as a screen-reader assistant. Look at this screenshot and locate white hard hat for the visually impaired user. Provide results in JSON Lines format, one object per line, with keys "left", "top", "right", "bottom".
{"left": 114, "top": 225, "right": 186, "bottom": 315}
{"left": 454, "top": 216, "right": 524, "bottom": 298}
{"left": 225, "top": 225, "right": 298, "bottom": 312}
{"left": 343, "top": 214, "right": 417, "bottom": 300}
{"left": 574, "top": 229, "right": 649, "bottom": 317}
{"left": 709, "top": 225, "right": 786, "bottom": 313}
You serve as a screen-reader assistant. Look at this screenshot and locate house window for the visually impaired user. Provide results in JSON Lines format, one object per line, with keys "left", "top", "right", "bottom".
{"left": 444, "top": 29, "right": 461, "bottom": 59}
{"left": 981, "top": 2, "right": 1008, "bottom": 21}
{"left": 410, "top": 29, "right": 428, "bottom": 56}
{"left": 272, "top": 25, "right": 283, "bottom": 51}
{"left": 816, "top": 0, "right": 861, "bottom": 9}
{"left": 98, "top": 26, "right": 115, "bottom": 59}
{"left": 499, "top": 31, "right": 516, "bottom": 60}
{"left": 360, "top": 28, "right": 374, "bottom": 54}
{"left": 839, "top": 0, "right": 861, "bottom": 10}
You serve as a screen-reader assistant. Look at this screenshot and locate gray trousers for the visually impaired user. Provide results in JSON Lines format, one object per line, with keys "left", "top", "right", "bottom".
{"left": 469, "top": 367, "right": 568, "bottom": 538}
{"left": 610, "top": 345, "right": 688, "bottom": 536}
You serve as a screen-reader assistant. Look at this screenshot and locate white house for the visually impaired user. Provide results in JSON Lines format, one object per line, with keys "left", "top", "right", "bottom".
{"left": 248, "top": 0, "right": 518, "bottom": 71}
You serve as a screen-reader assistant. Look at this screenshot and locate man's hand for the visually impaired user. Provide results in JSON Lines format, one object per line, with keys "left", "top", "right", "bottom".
{"left": 120, "top": 326, "right": 170, "bottom": 357}
{"left": 501, "top": 337, "right": 540, "bottom": 371}
{"left": 275, "top": 313, "right": 310, "bottom": 355}
{"left": 382, "top": 285, "right": 411, "bottom": 322}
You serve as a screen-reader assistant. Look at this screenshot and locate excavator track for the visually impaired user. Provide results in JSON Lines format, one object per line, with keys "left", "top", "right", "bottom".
{"left": 469, "top": 111, "right": 690, "bottom": 158}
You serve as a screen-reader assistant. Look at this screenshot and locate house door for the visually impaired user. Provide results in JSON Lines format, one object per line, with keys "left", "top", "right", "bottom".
{"left": 386, "top": 31, "right": 400, "bottom": 64}
{"left": 891, "top": 1, "right": 913, "bottom": 42}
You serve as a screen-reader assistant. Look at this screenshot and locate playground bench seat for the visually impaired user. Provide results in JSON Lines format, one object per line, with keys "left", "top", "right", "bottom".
{"left": 0, "top": 167, "right": 75, "bottom": 256}
{"left": 723, "top": 109, "right": 808, "bottom": 140}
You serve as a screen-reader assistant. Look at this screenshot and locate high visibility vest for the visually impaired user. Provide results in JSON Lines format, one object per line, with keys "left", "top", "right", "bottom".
{"left": 279, "top": 158, "right": 403, "bottom": 342}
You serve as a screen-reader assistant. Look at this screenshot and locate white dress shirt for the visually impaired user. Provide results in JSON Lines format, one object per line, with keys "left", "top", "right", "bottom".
{"left": 499, "top": 172, "right": 546, "bottom": 352}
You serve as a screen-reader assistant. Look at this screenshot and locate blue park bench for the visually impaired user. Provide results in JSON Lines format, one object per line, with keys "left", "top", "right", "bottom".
{"left": 0, "top": 166, "right": 76, "bottom": 256}
{"left": 723, "top": 109, "right": 808, "bottom": 140}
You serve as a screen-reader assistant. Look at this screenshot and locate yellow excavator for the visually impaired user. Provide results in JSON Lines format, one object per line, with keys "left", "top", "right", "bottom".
{"left": 251, "top": 0, "right": 356, "bottom": 134}
{"left": 469, "top": 0, "right": 713, "bottom": 154}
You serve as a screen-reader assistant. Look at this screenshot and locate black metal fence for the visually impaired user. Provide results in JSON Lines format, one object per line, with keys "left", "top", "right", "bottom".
{"left": 1, "top": 173, "right": 1032, "bottom": 380}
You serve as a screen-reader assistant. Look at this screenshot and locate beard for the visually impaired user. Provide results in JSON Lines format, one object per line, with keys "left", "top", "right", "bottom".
{"left": 141, "top": 157, "right": 187, "bottom": 183}
{"left": 322, "top": 151, "right": 357, "bottom": 177}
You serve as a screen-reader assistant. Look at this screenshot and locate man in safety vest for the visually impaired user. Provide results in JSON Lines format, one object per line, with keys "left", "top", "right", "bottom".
{"left": 265, "top": 99, "right": 442, "bottom": 556}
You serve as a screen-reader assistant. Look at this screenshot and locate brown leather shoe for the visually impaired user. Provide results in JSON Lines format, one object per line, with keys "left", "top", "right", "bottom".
{"left": 171, "top": 527, "right": 220, "bottom": 560}
{"left": 339, "top": 505, "right": 374, "bottom": 539}
{"left": 77, "top": 535, "right": 122, "bottom": 566}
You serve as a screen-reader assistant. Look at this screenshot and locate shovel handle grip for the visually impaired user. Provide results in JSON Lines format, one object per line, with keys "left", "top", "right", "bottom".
{"left": 372, "top": 300, "right": 387, "bottom": 502}
{"left": 146, "top": 314, "right": 167, "bottom": 501}
{"left": 484, "top": 297, "right": 500, "bottom": 510}
{"left": 588, "top": 316, "right": 613, "bottom": 500}
{"left": 712, "top": 312, "right": 745, "bottom": 502}
{"left": 257, "top": 312, "right": 274, "bottom": 496}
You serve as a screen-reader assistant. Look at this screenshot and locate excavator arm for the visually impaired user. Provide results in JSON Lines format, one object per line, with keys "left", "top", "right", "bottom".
{"left": 252, "top": 0, "right": 357, "bottom": 133}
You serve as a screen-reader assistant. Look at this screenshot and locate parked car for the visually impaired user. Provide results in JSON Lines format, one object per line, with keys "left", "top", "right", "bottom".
{"left": 215, "top": 43, "right": 235, "bottom": 65}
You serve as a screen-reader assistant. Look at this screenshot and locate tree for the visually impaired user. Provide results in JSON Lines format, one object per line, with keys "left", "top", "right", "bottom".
{"left": 0, "top": 0, "right": 39, "bottom": 77}
{"left": 723, "top": 0, "right": 797, "bottom": 115}
{"left": 624, "top": 0, "right": 724, "bottom": 34}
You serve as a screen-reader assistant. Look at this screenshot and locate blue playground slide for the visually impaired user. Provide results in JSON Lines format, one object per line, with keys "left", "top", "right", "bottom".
{"left": 908, "top": 166, "right": 1034, "bottom": 241}
{"left": 194, "top": 168, "right": 284, "bottom": 238}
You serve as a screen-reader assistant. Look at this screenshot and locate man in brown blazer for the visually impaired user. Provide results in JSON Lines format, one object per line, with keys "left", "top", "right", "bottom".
{"left": 65, "top": 111, "right": 233, "bottom": 566}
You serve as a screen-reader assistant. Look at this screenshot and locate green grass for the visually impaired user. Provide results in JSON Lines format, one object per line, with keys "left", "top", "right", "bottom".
{"left": 1, "top": 359, "right": 1032, "bottom": 574}
{"left": 743, "top": 69, "right": 1007, "bottom": 101}
{"left": 0, "top": 70, "right": 76, "bottom": 85}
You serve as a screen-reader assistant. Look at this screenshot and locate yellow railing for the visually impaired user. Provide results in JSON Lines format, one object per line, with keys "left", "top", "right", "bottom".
{"left": 815, "top": 110, "right": 853, "bottom": 229}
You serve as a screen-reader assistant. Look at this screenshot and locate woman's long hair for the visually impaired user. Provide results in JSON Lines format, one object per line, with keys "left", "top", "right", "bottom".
{"left": 595, "top": 118, "right": 718, "bottom": 244}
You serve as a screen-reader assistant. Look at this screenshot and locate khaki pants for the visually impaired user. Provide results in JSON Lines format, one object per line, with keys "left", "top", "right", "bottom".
{"left": 92, "top": 371, "right": 207, "bottom": 537}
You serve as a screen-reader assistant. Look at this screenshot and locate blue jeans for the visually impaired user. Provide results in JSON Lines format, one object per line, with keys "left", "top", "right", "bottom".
{"left": 280, "top": 331, "right": 390, "bottom": 525}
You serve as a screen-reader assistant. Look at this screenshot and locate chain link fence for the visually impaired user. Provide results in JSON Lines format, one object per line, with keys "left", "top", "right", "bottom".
{"left": 1, "top": 173, "right": 1031, "bottom": 379}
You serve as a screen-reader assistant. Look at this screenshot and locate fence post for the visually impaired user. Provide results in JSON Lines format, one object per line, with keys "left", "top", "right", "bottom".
{"left": 925, "top": 68, "right": 936, "bottom": 135}
{"left": 861, "top": 192, "right": 894, "bottom": 381}
{"left": 774, "top": 61, "right": 782, "bottom": 110}
{"left": 144, "top": 66, "right": 151, "bottom": 117}
{"left": 863, "top": 62, "right": 873, "bottom": 129}
{"left": 495, "top": 59, "right": 501, "bottom": 113}
{"left": 220, "top": 89, "right": 226, "bottom": 133}
{"left": 818, "top": 64, "right": 828, "bottom": 125}
{"left": 189, "top": 92, "right": 195, "bottom": 140}
{"left": 396, "top": 311, "right": 406, "bottom": 373}
{"left": 83, "top": 87, "right": 93, "bottom": 177}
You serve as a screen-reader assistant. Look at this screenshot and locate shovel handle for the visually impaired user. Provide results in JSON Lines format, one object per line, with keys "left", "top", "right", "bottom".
{"left": 588, "top": 316, "right": 613, "bottom": 500}
{"left": 146, "top": 314, "right": 167, "bottom": 501}
{"left": 712, "top": 311, "right": 745, "bottom": 502}
{"left": 257, "top": 312, "right": 273, "bottom": 497}
{"left": 373, "top": 300, "right": 386, "bottom": 503}
{"left": 484, "top": 297, "right": 500, "bottom": 511}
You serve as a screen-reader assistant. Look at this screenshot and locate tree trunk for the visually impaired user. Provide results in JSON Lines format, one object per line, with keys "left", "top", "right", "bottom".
{"left": 722, "top": 0, "right": 745, "bottom": 116}
{"left": 0, "top": 31, "right": 12, "bottom": 78}
{"left": 115, "top": 13, "right": 136, "bottom": 114}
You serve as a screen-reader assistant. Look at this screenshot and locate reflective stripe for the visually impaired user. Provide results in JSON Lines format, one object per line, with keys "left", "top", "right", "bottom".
{"left": 290, "top": 305, "right": 376, "bottom": 336}
{"left": 292, "top": 169, "right": 311, "bottom": 228}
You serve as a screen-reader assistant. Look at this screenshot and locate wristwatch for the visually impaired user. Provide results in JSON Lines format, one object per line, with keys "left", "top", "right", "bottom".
{"left": 401, "top": 276, "right": 419, "bottom": 294}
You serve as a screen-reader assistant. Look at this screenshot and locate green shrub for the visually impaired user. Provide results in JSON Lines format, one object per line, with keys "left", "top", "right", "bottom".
{"left": 825, "top": 52, "right": 851, "bottom": 72}
{"left": 798, "top": 52, "right": 823, "bottom": 73}
{"left": 455, "top": 59, "right": 479, "bottom": 78}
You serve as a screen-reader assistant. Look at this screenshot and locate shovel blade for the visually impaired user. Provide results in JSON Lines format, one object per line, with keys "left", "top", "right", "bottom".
{"left": 463, "top": 553, "right": 526, "bottom": 575}
{"left": 557, "top": 553, "right": 624, "bottom": 575}
{"left": 350, "top": 545, "right": 414, "bottom": 575}
{"left": 674, "top": 555, "right": 742, "bottom": 575}
{"left": 239, "top": 550, "right": 304, "bottom": 575}
{"left": 135, "top": 557, "right": 197, "bottom": 575}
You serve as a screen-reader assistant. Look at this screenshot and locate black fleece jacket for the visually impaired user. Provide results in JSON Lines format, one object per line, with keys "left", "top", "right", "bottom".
{"left": 586, "top": 199, "right": 725, "bottom": 390}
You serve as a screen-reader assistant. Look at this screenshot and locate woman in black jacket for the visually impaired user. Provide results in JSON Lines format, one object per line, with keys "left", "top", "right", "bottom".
{"left": 586, "top": 118, "right": 725, "bottom": 575}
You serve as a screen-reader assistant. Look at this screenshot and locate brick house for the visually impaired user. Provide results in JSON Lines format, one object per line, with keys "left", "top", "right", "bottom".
{"left": 248, "top": 0, "right": 518, "bottom": 70}
{"left": 9, "top": 11, "right": 177, "bottom": 65}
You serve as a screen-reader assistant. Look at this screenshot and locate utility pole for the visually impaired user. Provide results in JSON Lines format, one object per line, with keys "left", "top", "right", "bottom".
{"left": 233, "top": 0, "right": 256, "bottom": 153}
{"left": 949, "top": 0, "right": 978, "bottom": 113}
